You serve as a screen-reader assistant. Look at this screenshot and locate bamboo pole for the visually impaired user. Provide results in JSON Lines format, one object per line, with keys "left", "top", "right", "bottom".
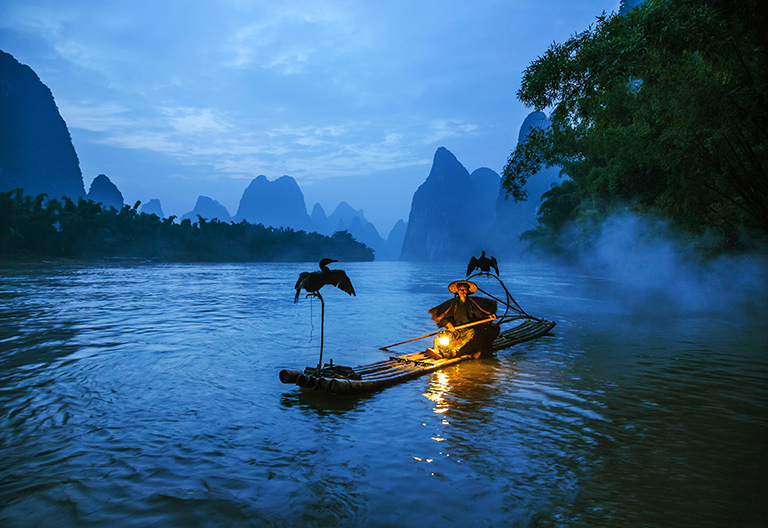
{"left": 282, "top": 319, "right": 557, "bottom": 395}
{"left": 379, "top": 316, "right": 496, "bottom": 351}
{"left": 279, "top": 369, "right": 302, "bottom": 384}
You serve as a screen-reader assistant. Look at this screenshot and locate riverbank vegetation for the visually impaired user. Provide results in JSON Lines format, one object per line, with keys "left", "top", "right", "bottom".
{"left": 503, "top": 0, "right": 767, "bottom": 255}
{"left": 0, "top": 189, "right": 374, "bottom": 262}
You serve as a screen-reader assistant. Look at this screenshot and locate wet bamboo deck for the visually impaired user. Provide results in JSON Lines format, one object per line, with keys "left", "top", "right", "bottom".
{"left": 279, "top": 319, "right": 556, "bottom": 395}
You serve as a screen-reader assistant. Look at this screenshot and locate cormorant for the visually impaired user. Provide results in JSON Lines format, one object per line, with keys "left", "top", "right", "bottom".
{"left": 294, "top": 258, "right": 356, "bottom": 302}
{"left": 466, "top": 251, "right": 499, "bottom": 276}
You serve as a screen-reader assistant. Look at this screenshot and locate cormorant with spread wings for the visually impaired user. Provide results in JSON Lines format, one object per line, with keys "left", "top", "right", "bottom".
{"left": 294, "top": 258, "right": 356, "bottom": 302}
{"left": 466, "top": 251, "right": 499, "bottom": 276}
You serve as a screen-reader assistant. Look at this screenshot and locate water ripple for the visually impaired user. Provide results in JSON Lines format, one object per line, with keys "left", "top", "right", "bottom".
{"left": 1, "top": 261, "right": 766, "bottom": 527}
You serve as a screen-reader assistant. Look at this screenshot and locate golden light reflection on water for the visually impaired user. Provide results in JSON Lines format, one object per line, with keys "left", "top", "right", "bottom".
{"left": 412, "top": 361, "right": 516, "bottom": 476}
{"left": 423, "top": 370, "right": 451, "bottom": 414}
{"left": 422, "top": 362, "right": 508, "bottom": 412}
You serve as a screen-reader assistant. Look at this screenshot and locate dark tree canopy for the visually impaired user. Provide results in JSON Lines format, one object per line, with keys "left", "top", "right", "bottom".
{"left": 0, "top": 189, "right": 374, "bottom": 262}
{"left": 503, "top": 0, "right": 768, "bottom": 250}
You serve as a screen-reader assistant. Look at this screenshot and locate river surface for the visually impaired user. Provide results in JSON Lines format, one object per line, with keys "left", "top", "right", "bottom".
{"left": 1, "top": 260, "right": 766, "bottom": 527}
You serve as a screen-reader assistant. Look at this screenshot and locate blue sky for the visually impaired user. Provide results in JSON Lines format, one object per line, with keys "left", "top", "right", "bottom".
{"left": 0, "top": 0, "right": 618, "bottom": 235}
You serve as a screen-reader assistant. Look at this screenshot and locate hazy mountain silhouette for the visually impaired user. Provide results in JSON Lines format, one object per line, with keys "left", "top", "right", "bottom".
{"left": 0, "top": 50, "right": 85, "bottom": 200}
{"left": 619, "top": 0, "right": 646, "bottom": 15}
{"left": 349, "top": 215, "right": 389, "bottom": 259}
{"left": 516, "top": 111, "right": 550, "bottom": 146}
{"left": 87, "top": 174, "right": 124, "bottom": 210}
{"left": 182, "top": 195, "right": 231, "bottom": 222}
{"left": 485, "top": 111, "right": 563, "bottom": 257}
{"left": 140, "top": 199, "right": 165, "bottom": 218}
{"left": 235, "top": 175, "right": 315, "bottom": 231}
{"left": 310, "top": 200, "right": 399, "bottom": 259}
{"left": 311, "top": 201, "right": 358, "bottom": 233}
{"left": 400, "top": 147, "right": 491, "bottom": 261}
{"left": 398, "top": 118, "right": 563, "bottom": 261}
{"left": 386, "top": 219, "right": 407, "bottom": 260}
{"left": 470, "top": 167, "right": 501, "bottom": 235}
{"left": 310, "top": 203, "right": 331, "bottom": 232}
{"left": 0, "top": 50, "right": 427, "bottom": 260}
{"left": 329, "top": 202, "right": 365, "bottom": 233}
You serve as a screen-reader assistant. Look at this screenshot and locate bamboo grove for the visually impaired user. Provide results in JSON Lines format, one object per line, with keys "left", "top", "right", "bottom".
{"left": 0, "top": 189, "right": 374, "bottom": 262}
{"left": 503, "top": 0, "right": 768, "bottom": 252}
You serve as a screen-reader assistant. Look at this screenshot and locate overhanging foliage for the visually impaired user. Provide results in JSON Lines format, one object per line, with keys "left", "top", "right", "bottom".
{"left": 503, "top": 0, "right": 768, "bottom": 249}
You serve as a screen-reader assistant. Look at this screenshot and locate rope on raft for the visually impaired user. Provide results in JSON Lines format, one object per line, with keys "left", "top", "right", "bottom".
{"left": 466, "top": 271, "right": 541, "bottom": 324}
{"left": 391, "top": 356, "right": 433, "bottom": 367}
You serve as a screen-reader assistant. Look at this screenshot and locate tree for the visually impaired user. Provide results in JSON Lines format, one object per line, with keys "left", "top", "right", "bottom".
{"left": 1, "top": 189, "right": 375, "bottom": 261}
{"left": 502, "top": 0, "right": 768, "bottom": 249}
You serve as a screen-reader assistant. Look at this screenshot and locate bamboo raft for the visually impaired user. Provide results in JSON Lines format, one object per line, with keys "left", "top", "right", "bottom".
{"left": 279, "top": 318, "right": 556, "bottom": 395}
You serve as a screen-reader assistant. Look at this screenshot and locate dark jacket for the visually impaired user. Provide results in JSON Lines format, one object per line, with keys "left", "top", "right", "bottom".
{"left": 428, "top": 296, "right": 497, "bottom": 328}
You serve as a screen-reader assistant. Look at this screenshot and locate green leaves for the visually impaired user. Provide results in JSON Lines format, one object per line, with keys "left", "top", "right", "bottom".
{"left": 503, "top": 0, "right": 768, "bottom": 250}
{"left": 0, "top": 189, "right": 374, "bottom": 261}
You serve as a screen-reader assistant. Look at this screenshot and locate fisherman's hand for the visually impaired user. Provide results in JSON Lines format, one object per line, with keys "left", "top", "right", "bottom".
{"left": 446, "top": 323, "right": 455, "bottom": 331}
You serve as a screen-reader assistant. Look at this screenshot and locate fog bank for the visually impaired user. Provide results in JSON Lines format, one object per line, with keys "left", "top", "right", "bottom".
{"left": 540, "top": 213, "right": 768, "bottom": 316}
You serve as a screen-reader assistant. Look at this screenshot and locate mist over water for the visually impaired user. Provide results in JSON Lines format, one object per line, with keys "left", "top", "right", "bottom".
{"left": 538, "top": 212, "right": 768, "bottom": 316}
{"left": 0, "top": 258, "right": 766, "bottom": 527}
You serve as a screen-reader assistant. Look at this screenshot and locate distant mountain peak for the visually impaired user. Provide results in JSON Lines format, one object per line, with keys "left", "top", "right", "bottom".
{"left": 140, "top": 199, "right": 164, "bottom": 218}
{"left": 181, "top": 195, "right": 231, "bottom": 222}
{"left": 429, "top": 147, "right": 468, "bottom": 184}
{"left": 434, "top": 146, "right": 454, "bottom": 159}
{"left": 311, "top": 202, "right": 326, "bottom": 216}
{"left": 619, "top": 0, "right": 646, "bottom": 15}
{"left": 517, "top": 111, "right": 550, "bottom": 146}
{"left": 330, "top": 201, "right": 366, "bottom": 224}
{"left": 400, "top": 147, "right": 488, "bottom": 261}
{"left": 234, "top": 174, "right": 315, "bottom": 231}
{"left": 87, "top": 174, "right": 124, "bottom": 210}
{"left": 0, "top": 50, "right": 85, "bottom": 199}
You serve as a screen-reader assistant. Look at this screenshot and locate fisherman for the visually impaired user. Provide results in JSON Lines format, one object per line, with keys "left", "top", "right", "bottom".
{"left": 426, "top": 280, "right": 499, "bottom": 359}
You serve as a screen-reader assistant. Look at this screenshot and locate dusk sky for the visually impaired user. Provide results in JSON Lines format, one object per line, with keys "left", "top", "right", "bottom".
{"left": 1, "top": 0, "right": 619, "bottom": 235}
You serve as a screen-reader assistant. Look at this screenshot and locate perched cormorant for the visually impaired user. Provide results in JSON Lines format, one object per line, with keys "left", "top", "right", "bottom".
{"left": 294, "top": 258, "right": 356, "bottom": 302}
{"left": 466, "top": 251, "right": 499, "bottom": 276}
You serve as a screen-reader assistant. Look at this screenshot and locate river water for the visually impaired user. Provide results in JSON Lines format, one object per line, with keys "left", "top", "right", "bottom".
{"left": 0, "top": 260, "right": 766, "bottom": 527}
